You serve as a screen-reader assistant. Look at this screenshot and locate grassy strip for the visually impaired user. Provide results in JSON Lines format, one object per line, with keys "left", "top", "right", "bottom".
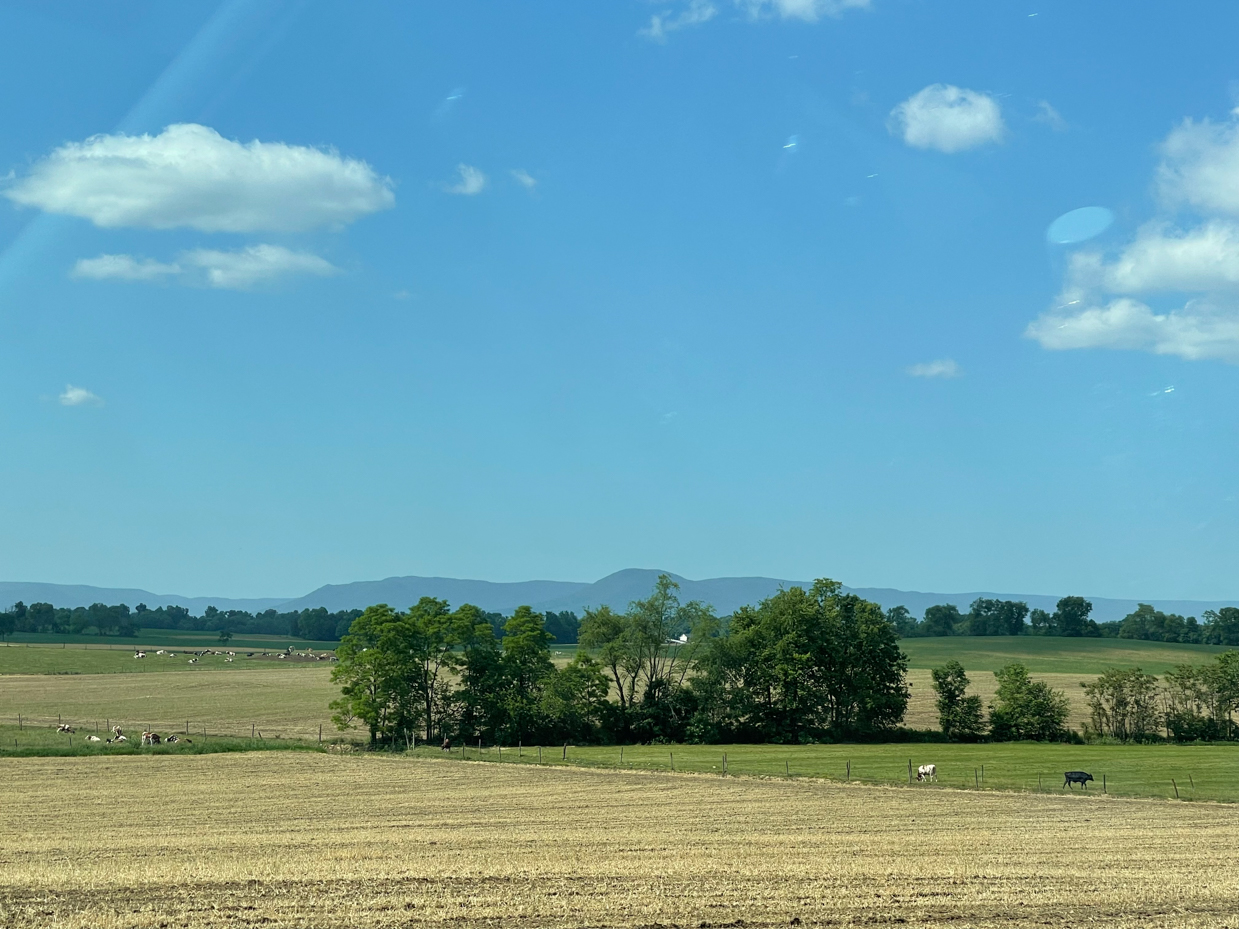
{"left": 416, "top": 739, "right": 1239, "bottom": 802}
{"left": 900, "top": 635, "right": 1229, "bottom": 674}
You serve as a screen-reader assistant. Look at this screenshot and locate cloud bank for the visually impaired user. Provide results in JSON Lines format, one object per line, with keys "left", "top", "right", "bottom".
{"left": 5, "top": 123, "right": 394, "bottom": 232}
{"left": 889, "top": 84, "right": 1004, "bottom": 153}
{"left": 1027, "top": 112, "right": 1239, "bottom": 363}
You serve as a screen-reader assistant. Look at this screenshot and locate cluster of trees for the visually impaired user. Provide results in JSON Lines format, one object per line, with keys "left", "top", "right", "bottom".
{"left": 931, "top": 653, "right": 1239, "bottom": 744}
{"left": 331, "top": 576, "right": 911, "bottom": 747}
{"left": 0, "top": 600, "right": 363, "bottom": 641}
{"left": 888, "top": 597, "right": 1239, "bottom": 645}
{"left": 1082, "top": 654, "right": 1239, "bottom": 742}
{"left": 931, "top": 661, "right": 1072, "bottom": 742}
{"left": 886, "top": 597, "right": 1099, "bottom": 638}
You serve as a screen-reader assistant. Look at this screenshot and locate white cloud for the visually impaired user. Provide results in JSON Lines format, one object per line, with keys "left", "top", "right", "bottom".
{"left": 889, "top": 84, "right": 1005, "bottom": 153}
{"left": 1026, "top": 298, "right": 1239, "bottom": 362}
{"left": 5, "top": 123, "right": 394, "bottom": 233}
{"left": 1157, "top": 116, "right": 1239, "bottom": 217}
{"left": 71, "top": 254, "right": 181, "bottom": 281}
{"left": 1034, "top": 100, "right": 1067, "bottom": 131}
{"left": 737, "top": 0, "right": 869, "bottom": 21}
{"left": 182, "top": 245, "right": 339, "bottom": 290}
{"left": 510, "top": 169, "right": 538, "bottom": 190}
{"left": 640, "top": 0, "right": 716, "bottom": 41}
{"left": 1028, "top": 111, "right": 1239, "bottom": 364}
{"left": 446, "top": 164, "right": 487, "bottom": 196}
{"left": 906, "top": 359, "right": 962, "bottom": 379}
{"left": 59, "top": 385, "right": 103, "bottom": 407}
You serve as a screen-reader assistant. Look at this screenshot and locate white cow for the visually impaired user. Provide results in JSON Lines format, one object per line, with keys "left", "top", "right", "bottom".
{"left": 917, "top": 764, "right": 937, "bottom": 782}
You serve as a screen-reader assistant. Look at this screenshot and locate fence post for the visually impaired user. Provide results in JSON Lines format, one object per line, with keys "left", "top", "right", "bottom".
{"left": 538, "top": 745, "right": 542, "bottom": 763}
{"left": 1038, "top": 775, "right": 1042, "bottom": 792}
{"left": 562, "top": 742, "right": 567, "bottom": 761}
{"left": 846, "top": 760, "right": 851, "bottom": 781}
{"left": 319, "top": 725, "right": 322, "bottom": 744}
{"left": 498, "top": 745, "right": 502, "bottom": 762}
{"left": 981, "top": 764, "right": 984, "bottom": 783}
{"left": 975, "top": 768, "right": 979, "bottom": 788}
{"left": 1103, "top": 774, "right": 1106, "bottom": 794}
{"left": 1189, "top": 774, "right": 1194, "bottom": 789}
{"left": 785, "top": 760, "right": 789, "bottom": 777}
{"left": 908, "top": 759, "right": 912, "bottom": 783}
{"left": 519, "top": 741, "right": 522, "bottom": 757}
{"left": 620, "top": 746, "right": 624, "bottom": 765}
{"left": 670, "top": 752, "right": 674, "bottom": 771}
{"left": 1172, "top": 778, "right": 1179, "bottom": 799}
{"left": 252, "top": 724, "right": 255, "bottom": 738}
{"left": 479, "top": 738, "right": 483, "bottom": 757}
{"left": 723, "top": 753, "right": 727, "bottom": 776}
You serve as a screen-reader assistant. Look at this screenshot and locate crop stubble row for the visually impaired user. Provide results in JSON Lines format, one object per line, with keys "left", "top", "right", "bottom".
{"left": 0, "top": 753, "right": 1235, "bottom": 928}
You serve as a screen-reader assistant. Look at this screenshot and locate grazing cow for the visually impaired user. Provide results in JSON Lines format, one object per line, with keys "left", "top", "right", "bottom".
{"left": 86, "top": 735, "right": 102, "bottom": 742}
{"left": 56, "top": 724, "right": 75, "bottom": 734}
{"left": 111, "top": 726, "right": 124, "bottom": 737}
{"left": 141, "top": 731, "right": 161, "bottom": 745}
{"left": 917, "top": 764, "right": 937, "bottom": 782}
{"left": 1064, "top": 771, "right": 1094, "bottom": 789}
{"left": 441, "top": 737, "right": 452, "bottom": 752}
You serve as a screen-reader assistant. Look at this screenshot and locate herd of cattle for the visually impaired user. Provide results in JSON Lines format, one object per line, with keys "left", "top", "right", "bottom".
{"left": 55, "top": 724, "right": 192, "bottom": 745}
{"left": 132, "top": 647, "right": 337, "bottom": 664}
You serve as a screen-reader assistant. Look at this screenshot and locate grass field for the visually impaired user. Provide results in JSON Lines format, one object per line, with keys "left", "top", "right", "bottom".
{"left": 0, "top": 753, "right": 1236, "bottom": 928}
{"left": 0, "top": 641, "right": 335, "bottom": 675}
{"left": 901, "top": 635, "right": 1228, "bottom": 674}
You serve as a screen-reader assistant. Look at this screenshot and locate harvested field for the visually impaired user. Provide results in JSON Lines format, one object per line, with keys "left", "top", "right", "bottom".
{"left": 1, "top": 753, "right": 1237, "bottom": 928}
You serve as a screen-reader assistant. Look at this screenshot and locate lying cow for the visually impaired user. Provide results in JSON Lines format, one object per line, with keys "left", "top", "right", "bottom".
{"left": 916, "top": 763, "right": 936, "bottom": 782}
{"left": 1064, "top": 771, "right": 1094, "bottom": 789}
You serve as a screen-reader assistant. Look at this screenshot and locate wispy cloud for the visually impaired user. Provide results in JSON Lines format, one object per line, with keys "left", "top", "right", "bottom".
{"left": 71, "top": 246, "right": 338, "bottom": 291}
{"left": 510, "top": 169, "right": 538, "bottom": 190}
{"left": 640, "top": 0, "right": 717, "bottom": 41}
{"left": 59, "top": 384, "right": 103, "bottom": 406}
{"left": 889, "top": 84, "right": 1005, "bottom": 153}
{"left": 1034, "top": 100, "right": 1067, "bottom": 131}
{"left": 907, "top": 359, "right": 962, "bottom": 379}
{"left": 5, "top": 123, "right": 394, "bottom": 233}
{"left": 446, "top": 164, "right": 487, "bottom": 196}
{"left": 71, "top": 254, "right": 181, "bottom": 281}
{"left": 737, "top": 0, "right": 869, "bottom": 21}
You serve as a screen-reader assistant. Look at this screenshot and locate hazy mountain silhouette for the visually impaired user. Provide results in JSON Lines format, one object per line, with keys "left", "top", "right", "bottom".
{"left": 4, "top": 572, "right": 1238, "bottom": 624}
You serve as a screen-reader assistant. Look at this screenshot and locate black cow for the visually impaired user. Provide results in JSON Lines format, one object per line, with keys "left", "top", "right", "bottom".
{"left": 1064, "top": 771, "right": 1094, "bottom": 789}
{"left": 441, "top": 737, "right": 452, "bottom": 752}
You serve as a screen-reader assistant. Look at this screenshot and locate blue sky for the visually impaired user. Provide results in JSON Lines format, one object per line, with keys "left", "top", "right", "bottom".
{"left": 3, "top": 1, "right": 1239, "bottom": 601}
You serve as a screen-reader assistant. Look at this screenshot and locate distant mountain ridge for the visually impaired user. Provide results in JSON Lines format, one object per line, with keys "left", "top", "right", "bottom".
{"left": 5, "top": 571, "right": 1239, "bottom": 624}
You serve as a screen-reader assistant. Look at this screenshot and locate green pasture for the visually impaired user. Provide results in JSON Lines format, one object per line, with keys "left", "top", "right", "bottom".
{"left": 0, "top": 640, "right": 335, "bottom": 675}
{"left": 0, "top": 722, "right": 322, "bottom": 757}
{"left": 426, "top": 740, "right": 1239, "bottom": 803}
{"left": 3, "top": 629, "right": 339, "bottom": 650}
{"left": 900, "top": 635, "right": 1227, "bottom": 674}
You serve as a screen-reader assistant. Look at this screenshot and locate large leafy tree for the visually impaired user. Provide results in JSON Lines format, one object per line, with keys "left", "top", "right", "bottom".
{"left": 330, "top": 604, "right": 421, "bottom": 746}
{"left": 1052, "top": 596, "right": 1098, "bottom": 637}
{"left": 931, "top": 660, "right": 986, "bottom": 740}
{"left": 963, "top": 599, "right": 1029, "bottom": 636}
{"left": 988, "top": 663, "right": 1070, "bottom": 741}
{"left": 691, "top": 579, "right": 908, "bottom": 742}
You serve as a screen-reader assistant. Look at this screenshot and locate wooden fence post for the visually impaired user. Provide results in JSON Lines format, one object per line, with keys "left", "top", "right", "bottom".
{"left": 620, "top": 746, "right": 624, "bottom": 764}
{"left": 981, "top": 764, "right": 984, "bottom": 782}
{"left": 846, "top": 760, "right": 851, "bottom": 781}
{"left": 562, "top": 742, "right": 567, "bottom": 761}
{"left": 723, "top": 753, "right": 727, "bottom": 776}
{"left": 785, "top": 760, "right": 789, "bottom": 776}
{"left": 1102, "top": 774, "right": 1106, "bottom": 793}
{"left": 975, "top": 768, "right": 979, "bottom": 788}
{"left": 1172, "top": 778, "right": 1179, "bottom": 799}
{"left": 908, "top": 759, "right": 912, "bottom": 783}
{"left": 670, "top": 752, "right": 674, "bottom": 771}
{"left": 538, "top": 745, "right": 542, "bottom": 763}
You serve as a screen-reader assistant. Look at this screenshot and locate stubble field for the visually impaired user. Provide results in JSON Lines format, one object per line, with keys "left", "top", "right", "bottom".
{"left": 1, "top": 752, "right": 1237, "bottom": 929}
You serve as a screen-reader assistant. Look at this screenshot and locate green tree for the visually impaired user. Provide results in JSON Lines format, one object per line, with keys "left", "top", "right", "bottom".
{"left": 0, "top": 610, "right": 14, "bottom": 642}
{"left": 406, "top": 597, "right": 475, "bottom": 742}
{"left": 690, "top": 580, "right": 908, "bottom": 741}
{"left": 885, "top": 605, "right": 919, "bottom": 637}
{"left": 540, "top": 654, "right": 612, "bottom": 742}
{"left": 217, "top": 628, "right": 233, "bottom": 645}
{"left": 1052, "top": 596, "right": 1097, "bottom": 637}
{"left": 499, "top": 606, "right": 555, "bottom": 742}
{"left": 988, "top": 663, "right": 1070, "bottom": 741}
{"left": 1029, "top": 608, "right": 1053, "bottom": 635}
{"left": 921, "top": 604, "right": 961, "bottom": 637}
{"left": 963, "top": 599, "right": 1029, "bottom": 636}
{"left": 930, "top": 660, "right": 986, "bottom": 740}
{"left": 1202, "top": 608, "right": 1239, "bottom": 646}
{"left": 330, "top": 604, "right": 420, "bottom": 746}
{"left": 1082, "top": 667, "right": 1159, "bottom": 741}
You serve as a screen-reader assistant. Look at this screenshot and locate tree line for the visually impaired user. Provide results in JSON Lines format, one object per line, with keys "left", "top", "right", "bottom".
{"left": 931, "top": 652, "right": 1239, "bottom": 744}
{"left": 331, "top": 576, "right": 911, "bottom": 747}
{"left": 0, "top": 598, "right": 582, "bottom": 645}
{"left": 887, "top": 597, "right": 1239, "bottom": 645}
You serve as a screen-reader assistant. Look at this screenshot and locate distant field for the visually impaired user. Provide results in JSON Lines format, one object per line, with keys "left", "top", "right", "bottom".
{"left": 0, "top": 641, "right": 334, "bottom": 675}
{"left": 901, "top": 635, "right": 1228, "bottom": 674}
{"left": 1, "top": 753, "right": 1236, "bottom": 928}
{"left": 0, "top": 667, "right": 345, "bottom": 740}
